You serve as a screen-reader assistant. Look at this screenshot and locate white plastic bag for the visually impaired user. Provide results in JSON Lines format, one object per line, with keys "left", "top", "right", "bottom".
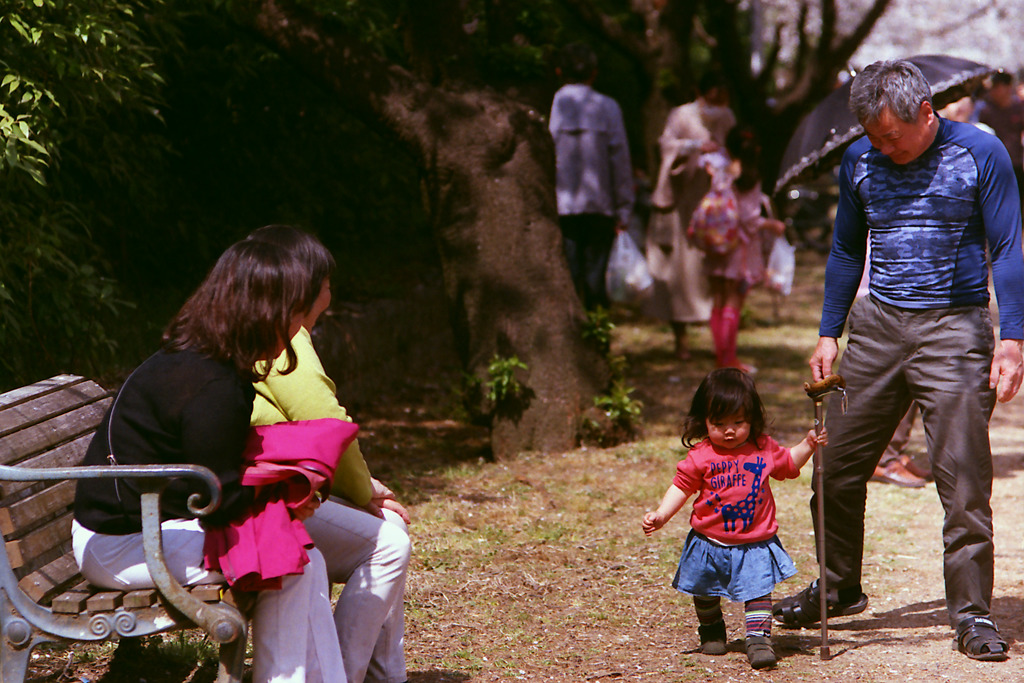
{"left": 606, "top": 231, "right": 653, "bottom": 304}
{"left": 765, "top": 236, "right": 796, "bottom": 296}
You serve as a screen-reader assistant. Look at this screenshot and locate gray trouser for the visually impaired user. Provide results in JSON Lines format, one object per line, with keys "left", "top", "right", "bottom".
{"left": 305, "top": 500, "right": 410, "bottom": 683}
{"left": 812, "top": 296, "right": 997, "bottom": 626}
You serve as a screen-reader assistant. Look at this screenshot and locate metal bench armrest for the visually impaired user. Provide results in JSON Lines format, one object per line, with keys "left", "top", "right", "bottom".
{"left": 0, "top": 463, "right": 244, "bottom": 644}
{"left": 137, "top": 487, "right": 245, "bottom": 644}
{"left": 0, "top": 463, "right": 222, "bottom": 516}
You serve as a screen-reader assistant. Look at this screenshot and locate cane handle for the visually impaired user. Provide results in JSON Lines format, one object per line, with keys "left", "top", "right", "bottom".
{"left": 804, "top": 374, "right": 846, "bottom": 400}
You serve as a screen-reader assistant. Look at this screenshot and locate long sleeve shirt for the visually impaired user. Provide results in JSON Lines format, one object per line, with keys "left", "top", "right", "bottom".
{"left": 549, "top": 83, "right": 635, "bottom": 226}
{"left": 821, "top": 117, "right": 1024, "bottom": 339}
{"left": 74, "top": 349, "right": 256, "bottom": 534}
{"left": 252, "top": 326, "right": 374, "bottom": 506}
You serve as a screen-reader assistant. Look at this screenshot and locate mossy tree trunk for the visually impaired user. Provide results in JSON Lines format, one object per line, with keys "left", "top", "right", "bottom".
{"left": 239, "top": 0, "right": 609, "bottom": 458}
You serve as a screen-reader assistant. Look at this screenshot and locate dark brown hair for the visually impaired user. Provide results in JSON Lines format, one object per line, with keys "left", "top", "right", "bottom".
{"left": 245, "top": 225, "right": 335, "bottom": 316}
{"left": 725, "top": 124, "right": 762, "bottom": 193}
{"left": 681, "top": 368, "right": 768, "bottom": 448}
{"left": 163, "top": 239, "right": 307, "bottom": 381}
{"left": 558, "top": 42, "right": 598, "bottom": 83}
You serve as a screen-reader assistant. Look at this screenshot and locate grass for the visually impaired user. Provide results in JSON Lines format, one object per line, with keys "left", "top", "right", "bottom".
{"left": 34, "top": 249, "right": 1024, "bottom": 682}
{"left": 389, "top": 249, "right": 1024, "bottom": 681}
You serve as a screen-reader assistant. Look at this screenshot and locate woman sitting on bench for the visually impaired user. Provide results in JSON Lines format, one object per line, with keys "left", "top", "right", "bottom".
{"left": 72, "top": 238, "right": 347, "bottom": 683}
{"left": 246, "top": 225, "right": 411, "bottom": 683}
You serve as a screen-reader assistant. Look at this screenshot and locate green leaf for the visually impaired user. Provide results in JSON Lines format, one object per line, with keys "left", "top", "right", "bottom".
{"left": 8, "top": 16, "right": 30, "bottom": 41}
{"left": 22, "top": 138, "right": 49, "bottom": 156}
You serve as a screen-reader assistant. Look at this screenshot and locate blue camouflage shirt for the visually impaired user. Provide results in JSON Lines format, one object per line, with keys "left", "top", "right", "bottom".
{"left": 820, "top": 116, "right": 1024, "bottom": 339}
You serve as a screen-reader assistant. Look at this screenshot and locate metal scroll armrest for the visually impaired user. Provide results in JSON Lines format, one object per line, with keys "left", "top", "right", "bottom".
{"left": 0, "top": 463, "right": 245, "bottom": 645}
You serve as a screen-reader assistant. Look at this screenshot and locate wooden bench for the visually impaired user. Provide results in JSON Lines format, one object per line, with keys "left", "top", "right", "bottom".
{"left": 0, "top": 375, "right": 248, "bottom": 683}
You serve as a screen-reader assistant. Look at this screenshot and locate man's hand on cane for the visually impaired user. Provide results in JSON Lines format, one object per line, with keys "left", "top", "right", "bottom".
{"left": 809, "top": 336, "right": 840, "bottom": 383}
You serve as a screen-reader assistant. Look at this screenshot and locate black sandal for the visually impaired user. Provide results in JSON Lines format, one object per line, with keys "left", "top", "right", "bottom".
{"left": 956, "top": 616, "right": 1008, "bottom": 661}
{"left": 772, "top": 581, "right": 868, "bottom": 628}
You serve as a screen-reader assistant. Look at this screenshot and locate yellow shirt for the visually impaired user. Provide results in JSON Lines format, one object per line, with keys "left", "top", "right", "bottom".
{"left": 252, "top": 326, "right": 374, "bottom": 506}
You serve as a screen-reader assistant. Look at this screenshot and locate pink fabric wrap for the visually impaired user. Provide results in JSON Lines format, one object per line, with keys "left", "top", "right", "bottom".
{"left": 203, "top": 418, "right": 359, "bottom": 590}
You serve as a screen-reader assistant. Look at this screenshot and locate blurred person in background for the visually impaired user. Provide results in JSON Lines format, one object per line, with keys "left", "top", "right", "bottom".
{"left": 978, "top": 71, "right": 1024, "bottom": 211}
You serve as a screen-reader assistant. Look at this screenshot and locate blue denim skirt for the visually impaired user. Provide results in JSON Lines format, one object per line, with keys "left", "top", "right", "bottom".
{"left": 672, "top": 529, "right": 797, "bottom": 602}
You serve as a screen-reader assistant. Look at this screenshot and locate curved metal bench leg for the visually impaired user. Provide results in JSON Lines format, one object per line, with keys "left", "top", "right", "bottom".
{"left": 0, "top": 590, "right": 38, "bottom": 683}
{"left": 0, "top": 640, "right": 33, "bottom": 683}
{"left": 216, "top": 628, "right": 248, "bottom": 683}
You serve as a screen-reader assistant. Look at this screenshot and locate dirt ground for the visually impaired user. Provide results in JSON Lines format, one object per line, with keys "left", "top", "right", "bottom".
{"left": 23, "top": 251, "right": 1024, "bottom": 682}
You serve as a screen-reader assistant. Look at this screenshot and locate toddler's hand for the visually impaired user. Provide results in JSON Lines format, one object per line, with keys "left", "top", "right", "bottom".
{"left": 807, "top": 427, "right": 828, "bottom": 447}
{"left": 642, "top": 511, "right": 665, "bottom": 536}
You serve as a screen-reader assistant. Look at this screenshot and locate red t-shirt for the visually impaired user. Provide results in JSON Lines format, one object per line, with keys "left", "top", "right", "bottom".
{"left": 672, "top": 436, "right": 800, "bottom": 545}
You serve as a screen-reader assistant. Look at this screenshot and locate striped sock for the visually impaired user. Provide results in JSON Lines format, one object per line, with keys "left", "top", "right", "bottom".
{"left": 744, "top": 595, "right": 773, "bottom": 638}
{"left": 693, "top": 595, "right": 723, "bottom": 625}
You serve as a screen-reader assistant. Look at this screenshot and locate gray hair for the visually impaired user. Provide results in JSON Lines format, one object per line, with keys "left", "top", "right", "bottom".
{"left": 848, "top": 59, "right": 932, "bottom": 124}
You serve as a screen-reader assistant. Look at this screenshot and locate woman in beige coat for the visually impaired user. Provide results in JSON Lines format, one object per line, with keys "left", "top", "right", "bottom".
{"left": 645, "top": 75, "right": 735, "bottom": 359}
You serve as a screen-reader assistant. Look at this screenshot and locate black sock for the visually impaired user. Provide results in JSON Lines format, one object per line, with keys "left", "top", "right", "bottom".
{"left": 837, "top": 585, "right": 862, "bottom": 604}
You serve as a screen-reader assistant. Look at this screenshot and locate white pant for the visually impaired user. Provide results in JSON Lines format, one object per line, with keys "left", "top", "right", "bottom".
{"left": 72, "top": 519, "right": 346, "bottom": 683}
{"left": 305, "top": 500, "right": 410, "bottom": 683}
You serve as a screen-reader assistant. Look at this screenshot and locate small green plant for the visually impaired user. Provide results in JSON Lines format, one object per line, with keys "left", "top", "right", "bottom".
{"left": 594, "top": 381, "right": 643, "bottom": 428}
{"left": 578, "top": 308, "right": 644, "bottom": 445}
{"left": 457, "top": 354, "right": 533, "bottom": 426}
{"left": 581, "top": 307, "right": 613, "bottom": 355}
{"left": 484, "top": 354, "right": 528, "bottom": 404}
{"left": 581, "top": 380, "right": 644, "bottom": 447}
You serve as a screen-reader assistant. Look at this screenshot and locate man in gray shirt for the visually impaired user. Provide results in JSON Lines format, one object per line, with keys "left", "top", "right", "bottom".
{"left": 549, "top": 43, "right": 634, "bottom": 309}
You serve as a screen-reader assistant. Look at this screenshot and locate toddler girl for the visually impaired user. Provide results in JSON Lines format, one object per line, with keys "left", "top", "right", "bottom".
{"left": 641, "top": 368, "right": 825, "bottom": 669}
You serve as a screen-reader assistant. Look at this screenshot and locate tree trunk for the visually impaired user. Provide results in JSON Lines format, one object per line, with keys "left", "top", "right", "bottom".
{"left": 419, "top": 87, "right": 610, "bottom": 458}
{"left": 240, "top": 0, "right": 609, "bottom": 458}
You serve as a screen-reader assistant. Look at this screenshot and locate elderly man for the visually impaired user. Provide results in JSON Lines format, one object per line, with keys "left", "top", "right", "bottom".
{"left": 773, "top": 60, "right": 1024, "bottom": 662}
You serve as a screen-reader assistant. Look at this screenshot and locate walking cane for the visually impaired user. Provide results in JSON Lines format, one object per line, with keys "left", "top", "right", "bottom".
{"left": 803, "top": 374, "right": 847, "bottom": 661}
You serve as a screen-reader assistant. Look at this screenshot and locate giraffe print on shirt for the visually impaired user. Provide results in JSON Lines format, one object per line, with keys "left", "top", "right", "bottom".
{"left": 704, "top": 456, "right": 768, "bottom": 533}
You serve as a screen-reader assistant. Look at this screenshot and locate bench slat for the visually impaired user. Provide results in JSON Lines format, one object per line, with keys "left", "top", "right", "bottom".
{"left": 189, "top": 584, "right": 224, "bottom": 602}
{"left": 86, "top": 591, "right": 123, "bottom": 612}
{"left": 0, "top": 480, "right": 76, "bottom": 536}
{"left": 18, "top": 552, "right": 81, "bottom": 603}
{"left": 0, "top": 375, "right": 105, "bottom": 415}
{"left": 0, "top": 402, "right": 110, "bottom": 468}
{"left": 0, "top": 432, "right": 96, "bottom": 501}
{"left": 52, "top": 591, "right": 90, "bottom": 614}
{"left": 124, "top": 589, "right": 158, "bottom": 608}
{"left": 0, "top": 379, "right": 108, "bottom": 443}
{"left": 0, "top": 375, "right": 91, "bottom": 411}
{"left": 6, "top": 512, "right": 72, "bottom": 570}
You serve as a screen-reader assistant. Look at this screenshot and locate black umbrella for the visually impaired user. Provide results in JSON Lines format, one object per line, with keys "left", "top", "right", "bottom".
{"left": 774, "top": 54, "right": 995, "bottom": 195}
